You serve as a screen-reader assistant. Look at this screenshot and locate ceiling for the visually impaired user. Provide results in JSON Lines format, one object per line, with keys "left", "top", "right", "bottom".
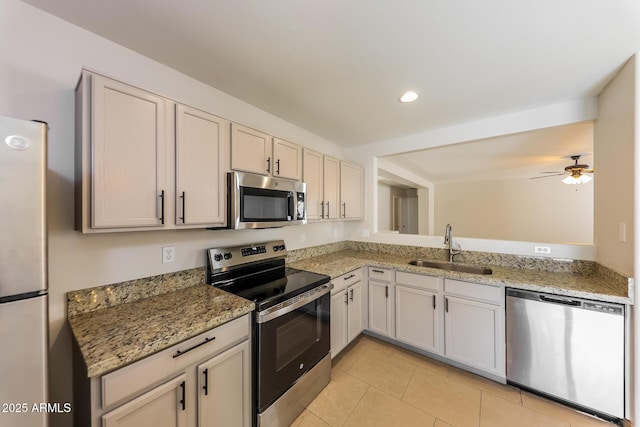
{"left": 21, "top": 0, "right": 640, "bottom": 147}
{"left": 381, "top": 122, "right": 593, "bottom": 184}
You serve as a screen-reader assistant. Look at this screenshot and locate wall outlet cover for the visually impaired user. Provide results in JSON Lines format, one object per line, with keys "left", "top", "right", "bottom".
{"left": 162, "top": 246, "right": 175, "bottom": 263}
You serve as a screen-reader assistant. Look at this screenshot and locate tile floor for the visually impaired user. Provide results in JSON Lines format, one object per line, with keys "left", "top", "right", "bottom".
{"left": 292, "top": 335, "right": 616, "bottom": 427}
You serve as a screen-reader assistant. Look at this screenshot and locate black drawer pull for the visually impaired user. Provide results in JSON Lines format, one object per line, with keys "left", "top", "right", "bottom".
{"left": 173, "top": 336, "right": 216, "bottom": 358}
{"left": 372, "top": 269, "right": 384, "bottom": 274}
{"left": 344, "top": 274, "right": 355, "bottom": 280}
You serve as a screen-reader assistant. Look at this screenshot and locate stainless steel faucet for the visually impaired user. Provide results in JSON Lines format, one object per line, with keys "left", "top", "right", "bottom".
{"left": 444, "top": 224, "right": 462, "bottom": 262}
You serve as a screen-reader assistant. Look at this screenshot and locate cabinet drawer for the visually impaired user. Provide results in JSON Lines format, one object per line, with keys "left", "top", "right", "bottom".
{"left": 444, "top": 279, "right": 503, "bottom": 305}
{"left": 101, "top": 314, "right": 249, "bottom": 410}
{"left": 396, "top": 271, "right": 440, "bottom": 292}
{"left": 368, "top": 267, "right": 393, "bottom": 283}
{"left": 331, "top": 269, "right": 362, "bottom": 294}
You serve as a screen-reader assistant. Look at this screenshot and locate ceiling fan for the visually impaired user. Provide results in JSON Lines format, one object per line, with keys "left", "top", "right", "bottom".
{"left": 531, "top": 155, "right": 594, "bottom": 184}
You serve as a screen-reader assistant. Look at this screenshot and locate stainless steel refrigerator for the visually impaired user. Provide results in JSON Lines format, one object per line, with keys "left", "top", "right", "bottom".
{"left": 0, "top": 115, "right": 48, "bottom": 427}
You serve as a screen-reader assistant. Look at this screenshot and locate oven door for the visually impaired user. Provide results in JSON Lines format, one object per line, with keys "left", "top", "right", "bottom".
{"left": 256, "top": 285, "right": 331, "bottom": 412}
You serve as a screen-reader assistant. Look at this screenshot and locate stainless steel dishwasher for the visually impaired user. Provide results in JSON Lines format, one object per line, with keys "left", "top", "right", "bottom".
{"left": 506, "top": 288, "right": 625, "bottom": 421}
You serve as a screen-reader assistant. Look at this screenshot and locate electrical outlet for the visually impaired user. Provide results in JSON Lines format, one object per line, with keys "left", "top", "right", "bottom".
{"left": 162, "top": 246, "right": 175, "bottom": 263}
{"left": 361, "top": 229, "right": 370, "bottom": 238}
{"left": 534, "top": 246, "right": 551, "bottom": 254}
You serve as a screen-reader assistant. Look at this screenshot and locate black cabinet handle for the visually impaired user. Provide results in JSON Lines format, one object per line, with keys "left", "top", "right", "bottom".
{"left": 203, "top": 368, "right": 209, "bottom": 396}
{"left": 349, "top": 288, "right": 354, "bottom": 301}
{"left": 326, "top": 201, "right": 330, "bottom": 218}
{"left": 179, "top": 191, "right": 185, "bottom": 224}
{"left": 342, "top": 202, "right": 346, "bottom": 218}
{"left": 266, "top": 157, "right": 271, "bottom": 173}
{"left": 445, "top": 297, "right": 449, "bottom": 313}
{"left": 173, "top": 336, "right": 216, "bottom": 358}
{"left": 344, "top": 291, "right": 348, "bottom": 305}
{"left": 432, "top": 295, "right": 436, "bottom": 310}
{"left": 385, "top": 285, "right": 389, "bottom": 298}
{"left": 179, "top": 381, "right": 186, "bottom": 411}
{"left": 276, "top": 159, "right": 280, "bottom": 175}
{"left": 159, "top": 190, "right": 165, "bottom": 224}
{"left": 321, "top": 201, "right": 325, "bottom": 219}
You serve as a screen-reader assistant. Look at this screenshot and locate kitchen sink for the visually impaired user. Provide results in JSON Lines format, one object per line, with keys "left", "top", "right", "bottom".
{"left": 408, "top": 259, "right": 493, "bottom": 275}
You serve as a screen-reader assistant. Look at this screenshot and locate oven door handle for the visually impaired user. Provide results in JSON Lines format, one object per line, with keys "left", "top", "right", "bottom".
{"left": 257, "top": 283, "right": 333, "bottom": 324}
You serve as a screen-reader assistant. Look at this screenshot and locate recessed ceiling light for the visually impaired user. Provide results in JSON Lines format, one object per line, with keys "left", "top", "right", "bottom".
{"left": 399, "top": 91, "right": 420, "bottom": 103}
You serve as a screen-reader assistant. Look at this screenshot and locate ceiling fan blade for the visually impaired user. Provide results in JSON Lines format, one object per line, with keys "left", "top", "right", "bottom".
{"left": 584, "top": 169, "right": 594, "bottom": 173}
{"left": 529, "top": 173, "right": 565, "bottom": 180}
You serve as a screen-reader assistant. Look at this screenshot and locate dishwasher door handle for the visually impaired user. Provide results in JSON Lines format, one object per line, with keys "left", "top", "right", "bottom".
{"left": 539, "top": 295, "right": 581, "bottom": 306}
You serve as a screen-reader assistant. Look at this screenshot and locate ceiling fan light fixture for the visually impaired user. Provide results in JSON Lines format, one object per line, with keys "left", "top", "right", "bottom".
{"left": 399, "top": 91, "right": 420, "bottom": 103}
{"left": 562, "top": 174, "right": 592, "bottom": 185}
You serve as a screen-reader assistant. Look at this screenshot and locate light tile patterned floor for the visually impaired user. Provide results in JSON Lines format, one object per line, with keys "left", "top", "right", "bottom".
{"left": 292, "top": 335, "right": 615, "bottom": 427}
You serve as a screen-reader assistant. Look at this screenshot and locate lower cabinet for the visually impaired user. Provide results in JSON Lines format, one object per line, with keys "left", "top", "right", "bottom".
{"left": 74, "top": 315, "right": 251, "bottom": 427}
{"left": 368, "top": 280, "right": 394, "bottom": 338}
{"left": 197, "top": 340, "right": 251, "bottom": 427}
{"left": 444, "top": 295, "right": 502, "bottom": 375}
{"left": 366, "top": 269, "right": 506, "bottom": 381}
{"left": 102, "top": 374, "right": 187, "bottom": 427}
{"left": 395, "top": 285, "right": 439, "bottom": 354}
{"left": 443, "top": 278, "right": 505, "bottom": 377}
{"left": 331, "top": 269, "right": 364, "bottom": 357}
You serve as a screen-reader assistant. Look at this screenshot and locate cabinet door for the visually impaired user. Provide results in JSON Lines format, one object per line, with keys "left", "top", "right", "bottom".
{"left": 368, "top": 281, "right": 393, "bottom": 337}
{"left": 102, "top": 374, "right": 187, "bottom": 427}
{"left": 323, "top": 156, "right": 340, "bottom": 219}
{"left": 230, "top": 123, "right": 271, "bottom": 175}
{"left": 330, "top": 291, "right": 348, "bottom": 358}
{"left": 198, "top": 340, "right": 251, "bottom": 427}
{"left": 273, "top": 138, "right": 302, "bottom": 180}
{"left": 175, "top": 105, "right": 229, "bottom": 226}
{"left": 396, "top": 286, "right": 439, "bottom": 353}
{"left": 444, "top": 296, "right": 501, "bottom": 374}
{"left": 340, "top": 161, "right": 364, "bottom": 220}
{"left": 347, "top": 282, "right": 363, "bottom": 342}
{"left": 91, "top": 75, "right": 167, "bottom": 228}
{"left": 303, "top": 149, "right": 324, "bottom": 220}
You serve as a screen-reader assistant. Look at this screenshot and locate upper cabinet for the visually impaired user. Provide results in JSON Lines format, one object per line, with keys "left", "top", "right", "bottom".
{"left": 303, "top": 150, "right": 340, "bottom": 220}
{"left": 340, "top": 160, "right": 364, "bottom": 220}
{"left": 77, "top": 73, "right": 168, "bottom": 231}
{"left": 175, "top": 105, "right": 229, "bottom": 227}
{"left": 76, "top": 71, "right": 229, "bottom": 233}
{"left": 231, "top": 124, "right": 302, "bottom": 180}
{"left": 230, "top": 123, "right": 271, "bottom": 175}
{"left": 302, "top": 152, "right": 364, "bottom": 221}
{"left": 302, "top": 149, "right": 324, "bottom": 220}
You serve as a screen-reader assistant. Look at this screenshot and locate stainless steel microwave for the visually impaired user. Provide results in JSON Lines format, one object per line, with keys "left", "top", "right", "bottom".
{"left": 230, "top": 171, "right": 306, "bottom": 229}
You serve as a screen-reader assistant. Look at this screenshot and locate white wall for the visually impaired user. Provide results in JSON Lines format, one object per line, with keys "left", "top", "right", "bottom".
{"left": 377, "top": 182, "right": 392, "bottom": 231}
{"left": 594, "top": 57, "right": 636, "bottom": 277}
{"left": 435, "top": 177, "right": 593, "bottom": 244}
{"left": 0, "top": 2, "right": 346, "bottom": 426}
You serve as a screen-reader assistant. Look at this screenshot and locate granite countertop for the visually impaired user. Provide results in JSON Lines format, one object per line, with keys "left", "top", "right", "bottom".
{"left": 68, "top": 284, "right": 254, "bottom": 378}
{"left": 288, "top": 249, "right": 633, "bottom": 305}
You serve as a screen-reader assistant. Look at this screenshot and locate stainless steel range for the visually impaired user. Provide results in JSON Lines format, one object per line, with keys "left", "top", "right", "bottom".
{"left": 206, "top": 240, "right": 332, "bottom": 427}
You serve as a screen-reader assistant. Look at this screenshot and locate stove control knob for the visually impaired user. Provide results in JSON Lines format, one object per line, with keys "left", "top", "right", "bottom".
{"left": 214, "top": 253, "right": 223, "bottom": 262}
{"left": 224, "top": 252, "right": 232, "bottom": 260}
{"left": 273, "top": 245, "right": 279, "bottom": 252}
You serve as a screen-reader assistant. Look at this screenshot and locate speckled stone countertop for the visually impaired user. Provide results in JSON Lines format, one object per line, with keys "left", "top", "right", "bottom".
{"left": 68, "top": 284, "right": 254, "bottom": 378}
{"left": 288, "top": 249, "right": 633, "bottom": 305}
